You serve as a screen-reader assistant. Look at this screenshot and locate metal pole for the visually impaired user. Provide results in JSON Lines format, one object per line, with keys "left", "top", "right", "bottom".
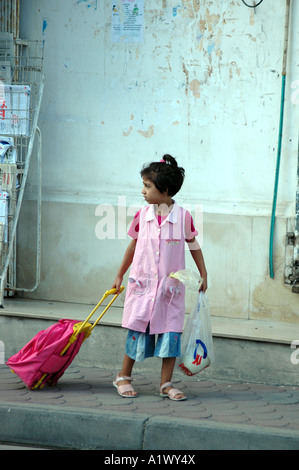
{"left": 269, "top": 0, "right": 291, "bottom": 279}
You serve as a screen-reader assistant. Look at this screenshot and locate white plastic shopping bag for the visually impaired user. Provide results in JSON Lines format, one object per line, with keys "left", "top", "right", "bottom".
{"left": 170, "top": 270, "right": 214, "bottom": 377}
{"left": 170, "top": 269, "right": 203, "bottom": 292}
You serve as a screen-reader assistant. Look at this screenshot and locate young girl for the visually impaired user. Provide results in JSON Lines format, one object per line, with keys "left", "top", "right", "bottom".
{"left": 112, "top": 154, "right": 207, "bottom": 401}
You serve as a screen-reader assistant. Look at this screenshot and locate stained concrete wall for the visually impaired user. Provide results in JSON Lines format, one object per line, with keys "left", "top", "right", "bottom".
{"left": 15, "top": 0, "right": 299, "bottom": 324}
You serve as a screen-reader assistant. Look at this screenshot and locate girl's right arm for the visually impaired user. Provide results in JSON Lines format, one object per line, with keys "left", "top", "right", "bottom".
{"left": 112, "top": 239, "right": 137, "bottom": 293}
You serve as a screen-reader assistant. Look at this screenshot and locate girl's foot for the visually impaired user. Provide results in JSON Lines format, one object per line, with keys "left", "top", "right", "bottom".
{"left": 159, "top": 382, "right": 186, "bottom": 401}
{"left": 113, "top": 374, "right": 138, "bottom": 398}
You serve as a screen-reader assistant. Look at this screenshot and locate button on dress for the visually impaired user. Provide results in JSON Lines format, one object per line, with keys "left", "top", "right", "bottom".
{"left": 122, "top": 202, "right": 198, "bottom": 335}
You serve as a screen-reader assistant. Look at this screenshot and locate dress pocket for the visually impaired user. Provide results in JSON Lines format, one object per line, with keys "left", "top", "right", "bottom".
{"left": 128, "top": 273, "right": 150, "bottom": 295}
{"left": 162, "top": 275, "right": 181, "bottom": 298}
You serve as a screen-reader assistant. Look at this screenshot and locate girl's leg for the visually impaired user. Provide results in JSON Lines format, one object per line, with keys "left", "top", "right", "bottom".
{"left": 117, "top": 354, "right": 137, "bottom": 397}
{"left": 161, "top": 357, "right": 186, "bottom": 399}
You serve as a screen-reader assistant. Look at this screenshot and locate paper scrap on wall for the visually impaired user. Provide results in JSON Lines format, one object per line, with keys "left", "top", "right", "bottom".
{"left": 112, "top": 0, "right": 144, "bottom": 43}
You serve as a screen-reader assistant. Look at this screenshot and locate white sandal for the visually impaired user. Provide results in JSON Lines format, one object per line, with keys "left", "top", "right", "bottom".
{"left": 159, "top": 382, "right": 187, "bottom": 401}
{"left": 113, "top": 374, "right": 137, "bottom": 398}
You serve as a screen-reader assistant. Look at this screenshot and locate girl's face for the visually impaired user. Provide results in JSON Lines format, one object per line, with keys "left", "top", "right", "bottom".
{"left": 141, "top": 176, "right": 171, "bottom": 205}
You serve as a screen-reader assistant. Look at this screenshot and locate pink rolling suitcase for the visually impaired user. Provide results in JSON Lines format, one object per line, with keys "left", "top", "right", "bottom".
{"left": 6, "top": 287, "right": 124, "bottom": 390}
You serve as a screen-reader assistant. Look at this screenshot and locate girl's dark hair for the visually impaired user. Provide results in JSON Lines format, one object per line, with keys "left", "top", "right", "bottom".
{"left": 140, "top": 154, "right": 185, "bottom": 197}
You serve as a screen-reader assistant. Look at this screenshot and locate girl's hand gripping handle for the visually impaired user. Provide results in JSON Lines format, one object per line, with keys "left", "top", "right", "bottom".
{"left": 104, "top": 285, "right": 125, "bottom": 298}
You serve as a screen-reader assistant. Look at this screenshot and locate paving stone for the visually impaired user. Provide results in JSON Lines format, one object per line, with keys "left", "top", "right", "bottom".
{"left": 244, "top": 404, "right": 278, "bottom": 414}
{"left": 225, "top": 390, "right": 261, "bottom": 400}
{"left": 200, "top": 396, "right": 233, "bottom": 405}
{"left": 251, "top": 417, "right": 291, "bottom": 428}
{"left": 265, "top": 394, "right": 299, "bottom": 405}
{"left": 136, "top": 406, "right": 174, "bottom": 415}
{"left": 169, "top": 408, "right": 213, "bottom": 419}
{"left": 134, "top": 394, "right": 165, "bottom": 404}
{"left": 56, "top": 382, "right": 92, "bottom": 391}
{"left": 208, "top": 407, "right": 246, "bottom": 417}
{"left": 105, "top": 403, "right": 139, "bottom": 412}
{"left": 225, "top": 383, "right": 252, "bottom": 391}
{"left": 64, "top": 400, "right": 102, "bottom": 408}
{"left": 235, "top": 399, "right": 272, "bottom": 409}
{"left": 205, "top": 401, "right": 238, "bottom": 411}
{"left": 213, "top": 413, "right": 251, "bottom": 424}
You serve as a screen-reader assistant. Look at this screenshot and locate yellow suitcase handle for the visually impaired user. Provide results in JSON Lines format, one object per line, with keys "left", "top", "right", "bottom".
{"left": 74, "top": 285, "right": 125, "bottom": 336}
{"left": 59, "top": 286, "right": 124, "bottom": 356}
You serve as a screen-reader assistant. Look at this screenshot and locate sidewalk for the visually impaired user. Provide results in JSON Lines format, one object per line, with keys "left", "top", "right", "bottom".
{"left": 1, "top": 364, "right": 299, "bottom": 450}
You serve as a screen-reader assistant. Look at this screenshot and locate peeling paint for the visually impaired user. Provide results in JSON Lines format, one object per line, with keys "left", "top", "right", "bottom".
{"left": 182, "top": 62, "right": 189, "bottom": 95}
{"left": 137, "top": 125, "right": 154, "bottom": 138}
{"left": 77, "top": 0, "right": 98, "bottom": 10}
{"left": 229, "top": 61, "right": 241, "bottom": 79}
{"left": 123, "top": 126, "right": 133, "bottom": 137}
{"left": 205, "top": 9, "right": 220, "bottom": 31}
{"left": 172, "top": 5, "right": 181, "bottom": 17}
{"left": 42, "top": 19, "right": 48, "bottom": 35}
{"left": 189, "top": 78, "right": 200, "bottom": 98}
{"left": 182, "top": 0, "right": 200, "bottom": 18}
{"left": 207, "top": 42, "right": 215, "bottom": 55}
{"left": 249, "top": 9, "right": 255, "bottom": 26}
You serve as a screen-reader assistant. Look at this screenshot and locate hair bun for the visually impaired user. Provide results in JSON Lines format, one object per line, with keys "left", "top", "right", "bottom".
{"left": 162, "top": 154, "right": 178, "bottom": 167}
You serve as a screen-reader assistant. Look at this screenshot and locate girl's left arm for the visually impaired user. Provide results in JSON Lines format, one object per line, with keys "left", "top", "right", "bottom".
{"left": 187, "top": 237, "right": 208, "bottom": 292}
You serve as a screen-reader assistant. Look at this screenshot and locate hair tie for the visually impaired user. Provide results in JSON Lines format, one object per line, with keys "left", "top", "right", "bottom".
{"left": 159, "top": 158, "right": 166, "bottom": 163}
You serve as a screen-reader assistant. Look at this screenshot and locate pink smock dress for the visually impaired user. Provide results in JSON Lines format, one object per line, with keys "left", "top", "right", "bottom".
{"left": 122, "top": 202, "right": 198, "bottom": 335}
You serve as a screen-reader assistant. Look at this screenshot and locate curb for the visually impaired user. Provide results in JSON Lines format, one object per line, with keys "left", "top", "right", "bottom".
{"left": 1, "top": 402, "right": 299, "bottom": 450}
{"left": 0, "top": 402, "right": 147, "bottom": 450}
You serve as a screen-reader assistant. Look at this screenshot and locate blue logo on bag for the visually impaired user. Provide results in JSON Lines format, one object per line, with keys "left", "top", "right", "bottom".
{"left": 193, "top": 339, "right": 207, "bottom": 366}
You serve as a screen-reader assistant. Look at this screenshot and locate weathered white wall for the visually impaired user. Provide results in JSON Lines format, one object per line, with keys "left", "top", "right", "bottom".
{"left": 17, "top": 0, "right": 299, "bottom": 323}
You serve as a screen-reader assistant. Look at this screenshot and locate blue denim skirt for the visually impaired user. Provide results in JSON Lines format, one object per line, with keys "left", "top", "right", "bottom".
{"left": 125, "top": 326, "right": 181, "bottom": 362}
